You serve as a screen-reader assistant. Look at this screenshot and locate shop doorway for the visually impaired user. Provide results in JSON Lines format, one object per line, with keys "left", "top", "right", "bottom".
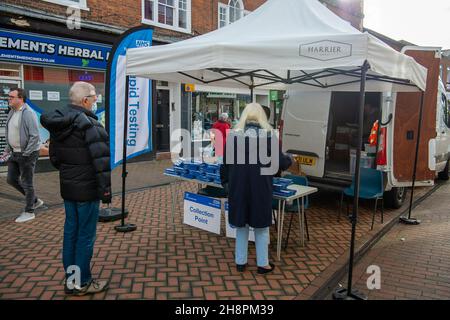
{"left": 1, "top": 80, "right": 22, "bottom": 151}
{"left": 156, "top": 89, "right": 170, "bottom": 152}
{"left": 1, "top": 79, "right": 21, "bottom": 173}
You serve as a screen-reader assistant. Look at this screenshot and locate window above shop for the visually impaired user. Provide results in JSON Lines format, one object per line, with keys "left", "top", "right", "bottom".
{"left": 218, "top": 0, "right": 250, "bottom": 29}
{"left": 42, "top": 0, "right": 89, "bottom": 11}
{"left": 0, "top": 63, "right": 21, "bottom": 79}
{"left": 142, "top": 0, "right": 192, "bottom": 34}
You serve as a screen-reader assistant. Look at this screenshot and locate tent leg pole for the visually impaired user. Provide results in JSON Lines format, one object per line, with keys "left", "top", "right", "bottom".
{"left": 400, "top": 91, "right": 425, "bottom": 225}
{"left": 115, "top": 75, "right": 137, "bottom": 233}
{"left": 250, "top": 76, "right": 254, "bottom": 102}
{"left": 333, "top": 61, "right": 369, "bottom": 300}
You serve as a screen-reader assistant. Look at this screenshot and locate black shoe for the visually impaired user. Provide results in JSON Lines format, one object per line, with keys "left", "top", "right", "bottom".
{"left": 257, "top": 263, "right": 275, "bottom": 275}
{"left": 63, "top": 279, "right": 74, "bottom": 295}
{"left": 236, "top": 263, "right": 247, "bottom": 272}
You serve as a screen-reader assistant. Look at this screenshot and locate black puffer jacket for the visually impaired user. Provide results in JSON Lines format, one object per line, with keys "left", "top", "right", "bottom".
{"left": 40, "top": 105, "right": 111, "bottom": 203}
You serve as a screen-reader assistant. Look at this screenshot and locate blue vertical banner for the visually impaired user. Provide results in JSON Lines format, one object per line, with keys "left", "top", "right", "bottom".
{"left": 107, "top": 27, "right": 153, "bottom": 169}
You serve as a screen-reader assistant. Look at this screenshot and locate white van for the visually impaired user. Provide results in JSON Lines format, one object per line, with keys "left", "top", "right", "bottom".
{"left": 280, "top": 48, "right": 450, "bottom": 208}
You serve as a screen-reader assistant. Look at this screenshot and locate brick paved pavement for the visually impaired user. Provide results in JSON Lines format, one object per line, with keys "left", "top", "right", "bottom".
{"left": 0, "top": 159, "right": 177, "bottom": 219}
{"left": 0, "top": 163, "right": 435, "bottom": 300}
{"left": 335, "top": 182, "right": 450, "bottom": 300}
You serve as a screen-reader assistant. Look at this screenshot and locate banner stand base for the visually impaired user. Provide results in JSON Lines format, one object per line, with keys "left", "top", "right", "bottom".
{"left": 99, "top": 208, "right": 128, "bottom": 222}
{"left": 115, "top": 224, "right": 137, "bottom": 233}
{"left": 399, "top": 217, "right": 421, "bottom": 225}
{"left": 332, "top": 287, "right": 367, "bottom": 300}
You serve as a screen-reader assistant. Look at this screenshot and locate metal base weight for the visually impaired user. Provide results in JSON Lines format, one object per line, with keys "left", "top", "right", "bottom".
{"left": 114, "top": 224, "right": 137, "bottom": 232}
{"left": 332, "top": 287, "right": 368, "bottom": 300}
{"left": 99, "top": 208, "right": 128, "bottom": 222}
{"left": 399, "top": 217, "right": 421, "bottom": 225}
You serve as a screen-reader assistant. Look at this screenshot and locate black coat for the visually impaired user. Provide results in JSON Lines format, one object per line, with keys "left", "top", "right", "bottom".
{"left": 40, "top": 105, "right": 112, "bottom": 203}
{"left": 220, "top": 123, "right": 292, "bottom": 228}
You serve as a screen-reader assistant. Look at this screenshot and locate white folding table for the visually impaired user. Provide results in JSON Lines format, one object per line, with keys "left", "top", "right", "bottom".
{"left": 273, "top": 185, "right": 318, "bottom": 261}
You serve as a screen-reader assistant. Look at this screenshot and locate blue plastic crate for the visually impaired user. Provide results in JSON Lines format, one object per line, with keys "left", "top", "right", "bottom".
{"left": 206, "top": 172, "right": 220, "bottom": 179}
{"left": 185, "top": 163, "right": 202, "bottom": 171}
{"left": 197, "top": 175, "right": 212, "bottom": 183}
{"left": 278, "top": 178, "right": 293, "bottom": 186}
{"left": 272, "top": 183, "right": 285, "bottom": 191}
{"left": 164, "top": 168, "right": 179, "bottom": 176}
{"left": 181, "top": 173, "right": 196, "bottom": 180}
{"left": 173, "top": 159, "right": 186, "bottom": 168}
{"left": 188, "top": 170, "right": 201, "bottom": 177}
{"left": 273, "top": 189, "right": 296, "bottom": 198}
{"left": 204, "top": 164, "right": 220, "bottom": 173}
{"left": 174, "top": 167, "right": 189, "bottom": 175}
{"left": 273, "top": 177, "right": 293, "bottom": 186}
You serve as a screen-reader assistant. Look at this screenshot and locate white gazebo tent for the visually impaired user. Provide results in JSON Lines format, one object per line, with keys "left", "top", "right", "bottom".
{"left": 126, "top": 0, "right": 426, "bottom": 93}
{"left": 125, "top": 0, "right": 428, "bottom": 299}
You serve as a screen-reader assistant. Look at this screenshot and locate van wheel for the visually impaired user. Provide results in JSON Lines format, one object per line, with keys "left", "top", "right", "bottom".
{"left": 384, "top": 187, "right": 406, "bottom": 209}
{"left": 438, "top": 160, "right": 449, "bottom": 180}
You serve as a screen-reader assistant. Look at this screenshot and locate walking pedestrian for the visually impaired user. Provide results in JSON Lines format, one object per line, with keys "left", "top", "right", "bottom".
{"left": 5, "top": 88, "right": 43, "bottom": 223}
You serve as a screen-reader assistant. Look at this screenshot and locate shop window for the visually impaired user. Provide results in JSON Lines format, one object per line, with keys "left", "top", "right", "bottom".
{"left": 157, "top": 80, "right": 169, "bottom": 87}
{"left": 42, "top": 0, "right": 88, "bottom": 10}
{"left": 23, "top": 65, "right": 106, "bottom": 145}
{"left": 142, "top": 0, "right": 191, "bottom": 33}
{"left": 0, "top": 63, "right": 20, "bottom": 78}
{"left": 191, "top": 91, "right": 250, "bottom": 141}
{"left": 218, "top": 0, "right": 249, "bottom": 29}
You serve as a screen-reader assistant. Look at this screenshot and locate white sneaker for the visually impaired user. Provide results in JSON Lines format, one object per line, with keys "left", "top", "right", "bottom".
{"left": 15, "top": 212, "right": 35, "bottom": 223}
{"left": 32, "top": 198, "right": 44, "bottom": 210}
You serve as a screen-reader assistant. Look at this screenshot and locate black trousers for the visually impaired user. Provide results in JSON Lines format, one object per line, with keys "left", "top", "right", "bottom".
{"left": 7, "top": 151, "right": 39, "bottom": 213}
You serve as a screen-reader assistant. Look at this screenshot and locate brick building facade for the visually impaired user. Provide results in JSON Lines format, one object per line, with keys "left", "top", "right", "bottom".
{"left": 0, "top": 0, "right": 364, "bottom": 167}
{"left": 1, "top": 0, "right": 364, "bottom": 44}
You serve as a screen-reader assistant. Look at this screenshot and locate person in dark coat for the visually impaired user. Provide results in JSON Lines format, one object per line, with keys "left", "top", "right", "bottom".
{"left": 40, "top": 81, "right": 111, "bottom": 296}
{"left": 220, "top": 103, "right": 292, "bottom": 274}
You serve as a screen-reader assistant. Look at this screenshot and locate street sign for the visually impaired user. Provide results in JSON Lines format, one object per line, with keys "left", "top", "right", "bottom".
{"left": 270, "top": 90, "right": 278, "bottom": 101}
{"left": 185, "top": 84, "right": 195, "bottom": 92}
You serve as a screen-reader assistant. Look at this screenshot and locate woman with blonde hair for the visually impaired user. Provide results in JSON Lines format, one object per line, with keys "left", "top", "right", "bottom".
{"left": 221, "top": 103, "right": 292, "bottom": 274}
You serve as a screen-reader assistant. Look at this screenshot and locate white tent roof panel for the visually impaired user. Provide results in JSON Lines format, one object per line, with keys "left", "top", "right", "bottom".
{"left": 126, "top": 0, "right": 427, "bottom": 92}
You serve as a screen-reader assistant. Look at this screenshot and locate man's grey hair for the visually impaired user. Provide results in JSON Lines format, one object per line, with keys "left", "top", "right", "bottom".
{"left": 219, "top": 113, "right": 229, "bottom": 121}
{"left": 69, "top": 81, "right": 96, "bottom": 105}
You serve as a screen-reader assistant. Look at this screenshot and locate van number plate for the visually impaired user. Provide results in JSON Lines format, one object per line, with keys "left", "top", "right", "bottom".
{"left": 296, "top": 156, "right": 316, "bottom": 166}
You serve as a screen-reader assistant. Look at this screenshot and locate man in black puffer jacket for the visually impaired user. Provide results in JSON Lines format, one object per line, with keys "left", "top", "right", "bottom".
{"left": 41, "top": 81, "right": 111, "bottom": 296}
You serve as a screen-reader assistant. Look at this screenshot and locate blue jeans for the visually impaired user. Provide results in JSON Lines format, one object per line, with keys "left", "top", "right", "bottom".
{"left": 63, "top": 200, "right": 99, "bottom": 286}
{"left": 235, "top": 226, "right": 270, "bottom": 267}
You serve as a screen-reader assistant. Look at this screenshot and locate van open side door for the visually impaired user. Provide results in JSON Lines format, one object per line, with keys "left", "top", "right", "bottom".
{"left": 281, "top": 91, "right": 331, "bottom": 177}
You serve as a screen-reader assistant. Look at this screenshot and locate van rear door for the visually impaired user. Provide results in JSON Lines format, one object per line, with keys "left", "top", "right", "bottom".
{"left": 391, "top": 48, "right": 440, "bottom": 186}
{"left": 281, "top": 91, "right": 331, "bottom": 177}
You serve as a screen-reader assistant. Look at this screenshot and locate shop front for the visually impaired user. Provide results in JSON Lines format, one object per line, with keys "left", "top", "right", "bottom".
{"left": 0, "top": 28, "right": 111, "bottom": 171}
{"left": 180, "top": 84, "right": 269, "bottom": 160}
{"left": 187, "top": 84, "right": 269, "bottom": 149}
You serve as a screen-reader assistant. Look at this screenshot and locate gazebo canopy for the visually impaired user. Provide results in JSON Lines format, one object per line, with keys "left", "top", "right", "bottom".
{"left": 126, "top": 0, "right": 427, "bottom": 92}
